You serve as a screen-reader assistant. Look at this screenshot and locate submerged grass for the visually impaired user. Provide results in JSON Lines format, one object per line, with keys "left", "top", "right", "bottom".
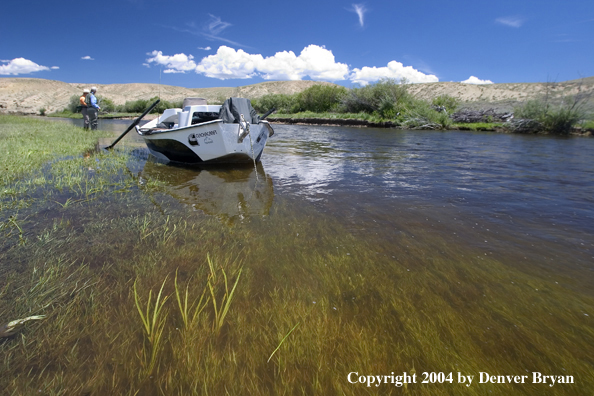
{"left": 2, "top": 196, "right": 592, "bottom": 395}
{"left": 134, "top": 277, "right": 169, "bottom": 376}
{"left": 0, "top": 116, "right": 593, "bottom": 394}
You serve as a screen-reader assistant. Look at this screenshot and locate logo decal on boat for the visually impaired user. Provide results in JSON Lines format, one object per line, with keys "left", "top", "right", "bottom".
{"left": 195, "top": 130, "right": 217, "bottom": 138}
{"left": 188, "top": 133, "right": 200, "bottom": 146}
{"left": 204, "top": 137, "right": 213, "bottom": 144}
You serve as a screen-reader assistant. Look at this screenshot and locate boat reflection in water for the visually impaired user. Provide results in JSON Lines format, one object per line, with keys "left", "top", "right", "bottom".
{"left": 139, "top": 158, "right": 274, "bottom": 222}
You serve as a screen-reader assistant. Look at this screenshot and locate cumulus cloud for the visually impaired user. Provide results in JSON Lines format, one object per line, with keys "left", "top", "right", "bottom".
{"left": 349, "top": 3, "right": 367, "bottom": 27}
{"left": 81, "top": 56, "right": 94, "bottom": 60}
{"left": 258, "top": 45, "right": 349, "bottom": 81}
{"left": 0, "top": 58, "right": 50, "bottom": 75}
{"left": 146, "top": 50, "right": 197, "bottom": 73}
{"left": 461, "top": 76, "right": 494, "bottom": 84}
{"left": 147, "top": 45, "right": 349, "bottom": 81}
{"left": 350, "top": 61, "right": 438, "bottom": 85}
{"left": 146, "top": 45, "right": 438, "bottom": 84}
{"left": 196, "top": 46, "right": 262, "bottom": 79}
{"left": 496, "top": 16, "right": 524, "bottom": 28}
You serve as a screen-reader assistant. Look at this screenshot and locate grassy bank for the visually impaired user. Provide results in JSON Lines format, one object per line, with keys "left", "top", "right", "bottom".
{"left": 47, "top": 110, "right": 142, "bottom": 119}
{"left": 1, "top": 116, "right": 593, "bottom": 395}
{"left": 255, "top": 79, "right": 592, "bottom": 134}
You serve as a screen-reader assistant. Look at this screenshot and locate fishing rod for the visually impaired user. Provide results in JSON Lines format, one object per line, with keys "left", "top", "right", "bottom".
{"left": 105, "top": 99, "right": 160, "bottom": 150}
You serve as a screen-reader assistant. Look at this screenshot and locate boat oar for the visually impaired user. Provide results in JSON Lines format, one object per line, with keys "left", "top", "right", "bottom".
{"left": 260, "top": 107, "right": 276, "bottom": 120}
{"left": 105, "top": 99, "right": 160, "bottom": 150}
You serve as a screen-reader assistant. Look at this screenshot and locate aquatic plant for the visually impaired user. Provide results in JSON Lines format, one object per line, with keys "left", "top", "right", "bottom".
{"left": 174, "top": 269, "right": 208, "bottom": 331}
{"left": 1, "top": 116, "right": 594, "bottom": 394}
{"left": 133, "top": 277, "right": 169, "bottom": 375}
{"left": 206, "top": 254, "right": 243, "bottom": 334}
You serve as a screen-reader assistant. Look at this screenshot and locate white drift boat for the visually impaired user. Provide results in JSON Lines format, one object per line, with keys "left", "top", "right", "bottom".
{"left": 136, "top": 97, "right": 275, "bottom": 165}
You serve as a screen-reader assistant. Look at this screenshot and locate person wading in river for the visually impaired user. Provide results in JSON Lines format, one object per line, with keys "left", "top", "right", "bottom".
{"left": 79, "top": 88, "right": 90, "bottom": 129}
{"left": 86, "top": 86, "right": 101, "bottom": 130}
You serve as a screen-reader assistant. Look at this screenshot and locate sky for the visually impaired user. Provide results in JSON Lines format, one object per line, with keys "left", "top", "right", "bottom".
{"left": 1, "top": 0, "right": 593, "bottom": 88}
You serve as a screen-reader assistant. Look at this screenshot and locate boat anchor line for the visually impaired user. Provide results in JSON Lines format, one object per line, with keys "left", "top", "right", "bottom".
{"left": 241, "top": 113, "right": 259, "bottom": 182}
{"left": 238, "top": 114, "right": 250, "bottom": 143}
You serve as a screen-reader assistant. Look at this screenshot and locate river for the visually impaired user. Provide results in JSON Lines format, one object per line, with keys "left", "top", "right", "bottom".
{"left": 23, "top": 118, "right": 594, "bottom": 394}
{"left": 59, "top": 116, "right": 594, "bottom": 291}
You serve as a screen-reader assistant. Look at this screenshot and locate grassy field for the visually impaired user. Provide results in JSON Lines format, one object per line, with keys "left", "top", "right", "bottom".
{"left": 1, "top": 115, "right": 593, "bottom": 395}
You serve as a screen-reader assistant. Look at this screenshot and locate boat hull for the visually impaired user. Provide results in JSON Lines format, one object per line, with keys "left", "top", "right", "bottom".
{"left": 138, "top": 120, "right": 273, "bottom": 165}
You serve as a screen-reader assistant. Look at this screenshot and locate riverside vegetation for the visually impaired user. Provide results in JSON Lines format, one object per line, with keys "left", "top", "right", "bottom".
{"left": 48, "top": 79, "right": 593, "bottom": 135}
{"left": 50, "top": 96, "right": 184, "bottom": 119}
{"left": 1, "top": 115, "right": 594, "bottom": 395}
{"left": 251, "top": 79, "right": 592, "bottom": 135}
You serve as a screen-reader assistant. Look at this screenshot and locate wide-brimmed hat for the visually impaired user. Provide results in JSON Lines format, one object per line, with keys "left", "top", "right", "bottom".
{"left": 83, "top": 89, "right": 90, "bottom": 93}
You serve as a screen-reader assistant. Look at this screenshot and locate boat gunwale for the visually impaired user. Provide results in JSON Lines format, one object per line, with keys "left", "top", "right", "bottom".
{"left": 137, "top": 119, "right": 224, "bottom": 136}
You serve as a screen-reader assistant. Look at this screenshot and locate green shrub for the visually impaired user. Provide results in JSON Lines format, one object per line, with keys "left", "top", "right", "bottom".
{"left": 252, "top": 93, "right": 298, "bottom": 114}
{"left": 118, "top": 98, "right": 149, "bottom": 113}
{"left": 514, "top": 97, "right": 585, "bottom": 135}
{"left": 294, "top": 85, "right": 347, "bottom": 113}
{"left": 99, "top": 97, "right": 116, "bottom": 113}
{"left": 401, "top": 99, "right": 452, "bottom": 129}
{"left": 514, "top": 99, "right": 543, "bottom": 120}
{"left": 67, "top": 95, "right": 81, "bottom": 113}
{"left": 340, "top": 78, "right": 413, "bottom": 118}
{"left": 432, "top": 95, "right": 459, "bottom": 114}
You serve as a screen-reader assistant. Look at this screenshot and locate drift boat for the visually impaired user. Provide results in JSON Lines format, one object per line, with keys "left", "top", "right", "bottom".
{"left": 135, "top": 97, "right": 275, "bottom": 165}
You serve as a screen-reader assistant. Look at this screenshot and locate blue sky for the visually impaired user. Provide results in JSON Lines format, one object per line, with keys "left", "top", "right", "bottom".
{"left": 1, "top": 0, "right": 593, "bottom": 88}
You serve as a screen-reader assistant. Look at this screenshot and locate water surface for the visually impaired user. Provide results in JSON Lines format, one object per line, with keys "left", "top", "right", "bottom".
{"left": 5, "top": 120, "right": 593, "bottom": 394}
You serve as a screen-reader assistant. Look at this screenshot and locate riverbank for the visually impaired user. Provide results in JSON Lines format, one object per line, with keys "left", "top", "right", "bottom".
{"left": 267, "top": 115, "right": 594, "bottom": 136}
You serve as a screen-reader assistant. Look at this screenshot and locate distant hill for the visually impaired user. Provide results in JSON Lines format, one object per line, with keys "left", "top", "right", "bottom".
{"left": 0, "top": 77, "right": 593, "bottom": 115}
{"left": 0, "top": 79, "right": 336, "bottom": 115}
{"left": 408, "top": 78, "right": 594, "bottom": 112}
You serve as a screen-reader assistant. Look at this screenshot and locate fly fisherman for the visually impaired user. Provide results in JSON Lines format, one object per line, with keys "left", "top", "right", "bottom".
{"left": 79, "top": 88, "right": 90, "bottom": 129}
{"left": 86, "top": 86, "right": 101, "bottom": 130}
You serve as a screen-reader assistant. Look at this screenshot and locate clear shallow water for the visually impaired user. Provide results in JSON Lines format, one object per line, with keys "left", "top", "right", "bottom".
{"left": 263, "top": 126, "right": 594, "bottom": 292}
{"left": 50, "top": 118, "right": 594, "bottom": 288}
{"left": 117, "top": 122, "right": 594, "bottom": 292}
{"left": 4, "top": 119, "right": 594, "bottom": 394}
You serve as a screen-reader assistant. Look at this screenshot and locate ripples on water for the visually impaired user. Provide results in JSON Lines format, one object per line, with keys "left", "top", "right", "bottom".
{"left": 5, "top": 119, "right": 594, "bottom": 393}
{"left": 260, "top": 126, "right": 594, "bottom": 282}
{"left": 121, "top": 122, "right": 594, "bottom": 292}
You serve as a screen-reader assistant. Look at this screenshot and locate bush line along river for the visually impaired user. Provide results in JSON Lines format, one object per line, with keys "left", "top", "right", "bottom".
{"left": 1, "top": 115, "right": 593, "bottom": 395}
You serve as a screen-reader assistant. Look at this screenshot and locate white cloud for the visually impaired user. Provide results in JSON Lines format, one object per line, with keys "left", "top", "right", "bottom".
{"left": 198, "top": 46, "right": 212, "bottom": 50}
{"left": 51, "top": 66, "right": 59, "bottom": 70}
{"left": 496, "top": 16, "right": 524, "bottom": 28}
{"left": 146, "top": 50, "right": 197, "bottom": 73}
{"left": 349, "top": 3, "right": 367, "bottom": 27}
{"left": 257, "top": 45, "right": 349, "bottom": 81}
{"left": 461, "top": 76, "right": 494, "bottom": 84}
{"left": 196, "top": 46, "right": 261, "bottom": 79}
{"left": 146, "top": 45, "right": 438, "bottom": 84}
{"left": 206, "top": 14, "right": 231, "bottom": 36}
{"left": 0, "top": 58, "right": 50, "bottom": 75}
{"left": 350, "top": 60, "right": 438, "bottom": 85}
{"left": 148, "top": 45, "right": 349, "bottom": 81}
{"left": 81, "top": 56, "right": 94, "bottom": 60}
